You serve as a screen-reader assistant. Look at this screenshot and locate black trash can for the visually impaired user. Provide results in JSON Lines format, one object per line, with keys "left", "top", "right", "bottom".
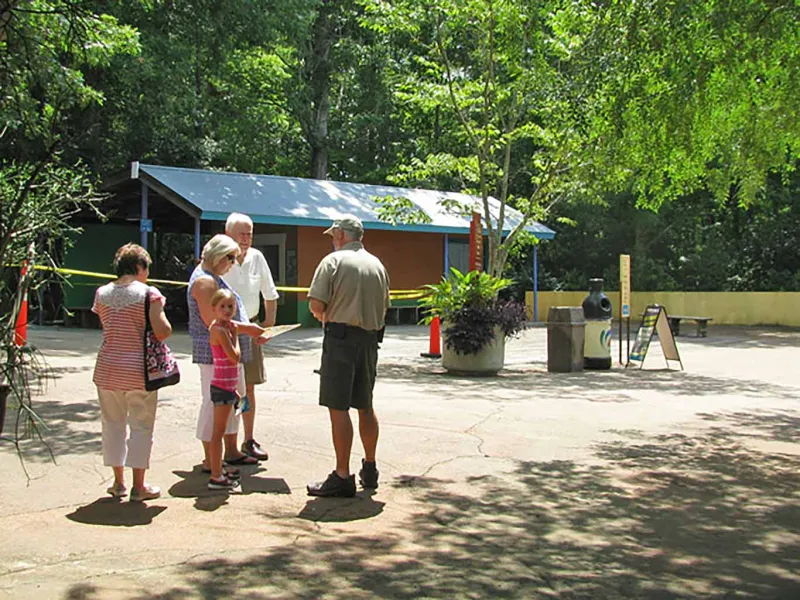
{"left": 582, "top": 279, "right": 613, "bottom": 370}
{"left": 547, "top": 307, "right": 585, "bottom": 373}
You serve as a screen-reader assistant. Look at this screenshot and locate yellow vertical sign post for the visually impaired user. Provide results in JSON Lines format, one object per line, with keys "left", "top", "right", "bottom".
{"left": 620, "top": 255, "right": 631, "bottom": 317}
{"left": 619, "top": 254, "right": 631, "bottom": 365}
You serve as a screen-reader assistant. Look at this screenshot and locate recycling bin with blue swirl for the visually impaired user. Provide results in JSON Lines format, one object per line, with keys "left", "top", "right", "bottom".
{"left": 582, "top": 278, "right": 612, "bottom": 370}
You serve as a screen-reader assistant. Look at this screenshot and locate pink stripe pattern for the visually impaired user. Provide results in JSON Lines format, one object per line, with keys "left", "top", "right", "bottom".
{"left": 211, "top": 343, "right": 238, "bottom": 392}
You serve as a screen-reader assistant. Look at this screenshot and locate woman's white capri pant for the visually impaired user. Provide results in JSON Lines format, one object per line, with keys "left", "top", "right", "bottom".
{"left": 97, "top": 388, "right": 158, "bottom": 469}
{"left": 195, "top": 363, "right": 246, "bottom": 442}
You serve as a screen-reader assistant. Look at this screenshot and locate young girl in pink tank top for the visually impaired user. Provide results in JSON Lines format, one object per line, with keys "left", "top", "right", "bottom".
{"left": 207, "top": 289, "right": 242, "bottom": 489}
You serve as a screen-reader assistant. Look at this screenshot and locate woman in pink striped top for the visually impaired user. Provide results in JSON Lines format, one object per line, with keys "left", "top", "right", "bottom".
{"left": 207, "top": 289, "right": 245, "bottom": 489}
{"left": 92, "top": 243, "right": 173, "bottom": 502}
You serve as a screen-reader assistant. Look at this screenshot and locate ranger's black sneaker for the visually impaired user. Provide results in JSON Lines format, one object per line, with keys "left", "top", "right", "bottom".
{"left": 359, "top": 459, "right": 379, "bottom": 489}
{"left": 307, "top": 471, "right": 356, "bottom": 497}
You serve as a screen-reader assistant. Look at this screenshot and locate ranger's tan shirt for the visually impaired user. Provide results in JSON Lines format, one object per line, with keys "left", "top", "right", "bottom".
{"left": 308, "top": 241, "right": 391, "bottom": 331}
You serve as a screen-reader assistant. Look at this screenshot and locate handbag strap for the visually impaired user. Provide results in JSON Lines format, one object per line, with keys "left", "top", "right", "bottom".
{"left": 144, "top": 285, "right": 152, "bottom": 333}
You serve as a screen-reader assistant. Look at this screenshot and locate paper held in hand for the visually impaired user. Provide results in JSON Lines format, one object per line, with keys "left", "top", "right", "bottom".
{"left": 262, "top": 323, "right": 303, "bottom": 338}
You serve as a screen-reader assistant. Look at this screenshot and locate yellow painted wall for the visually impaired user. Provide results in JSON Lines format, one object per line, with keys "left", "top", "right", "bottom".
{"left": 525, "top": 291, "right": 800, "bottom": 326}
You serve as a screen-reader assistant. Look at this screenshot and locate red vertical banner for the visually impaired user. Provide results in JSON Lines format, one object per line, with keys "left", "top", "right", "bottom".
{"left": 468, "top": 211, "right": 483, "bottom": 272}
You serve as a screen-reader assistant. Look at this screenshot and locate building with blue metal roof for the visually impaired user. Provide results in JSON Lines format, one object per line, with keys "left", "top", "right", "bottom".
{"left": 77, "top": 163, "right": 555, "bottom": 326}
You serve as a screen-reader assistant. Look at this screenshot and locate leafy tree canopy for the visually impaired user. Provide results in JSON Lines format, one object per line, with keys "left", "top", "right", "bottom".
{"left": 572, "top": 0, "right": 800, "bottom": 207}
{"left": 361, "top": 0, "right": 799, "bottom": 278}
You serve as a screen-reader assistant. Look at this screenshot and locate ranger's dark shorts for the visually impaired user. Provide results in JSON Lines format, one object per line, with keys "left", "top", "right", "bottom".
{"left": 319, "top": 323, "right": 380, "bottom": 411}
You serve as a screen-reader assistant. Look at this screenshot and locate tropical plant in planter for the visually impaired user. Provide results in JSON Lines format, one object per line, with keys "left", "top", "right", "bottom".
{"left": 418, "top": 269, "right": 528, "bottom": 375}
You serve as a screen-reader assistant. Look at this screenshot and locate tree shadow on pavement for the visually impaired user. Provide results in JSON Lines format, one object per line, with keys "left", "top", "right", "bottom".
{"left": 378, "top": 360, "right": 800, "bottom": 402}
{"left": 42, "top": 364, "right": 94, "bottom": 381}
{"left": 262, "top": 328, "right": 324, "bottom": 358}
{"left": 696, "top": 409, "right": 800, "bottom": 444}
{"left": 66, "top": 498, "right": 166, "bottom": 527}
{"left": 68, "top": 409, "right": 800, "bottom": 599}
{"left": 64, "top": 583, "right": 99, "bottom": 600}
{"left": 9, "top": 395, "right": 179, "bottom": 463}
{"left": 10, "top": 399, "right": 101, "bottom": 463}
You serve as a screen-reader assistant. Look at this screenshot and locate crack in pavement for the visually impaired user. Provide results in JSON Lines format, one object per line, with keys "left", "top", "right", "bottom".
{"left": 464, "top": 407, "right": 505, "bottom": 456}
{"left": 418, "top": 408, "right": 506, "bottom": 477}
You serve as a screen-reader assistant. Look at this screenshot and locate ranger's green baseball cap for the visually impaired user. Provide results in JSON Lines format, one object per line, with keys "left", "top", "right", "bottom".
{"left": 323, "top": 215, "right": 364, "bottom": 236}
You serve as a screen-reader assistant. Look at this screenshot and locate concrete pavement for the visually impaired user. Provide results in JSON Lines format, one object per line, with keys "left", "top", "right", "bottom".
{"left": 1, "top": 324, "right": 799, "bottom": 599}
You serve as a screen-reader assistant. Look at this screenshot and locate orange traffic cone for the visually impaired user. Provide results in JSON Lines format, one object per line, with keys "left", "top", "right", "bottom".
{"left": 14, "top": 261, "right": 28, "bottom": 347}
{"left": 420, "top": 316, "right": 442, "bottom": 358}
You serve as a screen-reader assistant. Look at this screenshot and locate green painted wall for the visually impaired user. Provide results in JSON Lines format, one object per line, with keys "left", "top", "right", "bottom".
{"left": 63, "top": 223, "right": 139, "bottom": 308}
{"left": 296, "top": 300, "right": 319, "bottom": 328}
{"left": 390, "top": 298, "right": 420, "bottom": 308}
{"left": 275, "top": 299, "right": 295, "bottom": 326}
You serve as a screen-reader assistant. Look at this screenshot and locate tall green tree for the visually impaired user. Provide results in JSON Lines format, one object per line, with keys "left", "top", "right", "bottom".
{"left": 275, "top": 0, "right": 400, "bottom": 180}
{"left": 1, "top": 0, "right": 139, "bottom": 276}
{"left": 522, "top": 170, "right": 800, "bottom": 294}
{"left": 71, "top": 0, "right": 290, "bottom": 175}
{"left": 363, "top": 0, "right": 800, "bottom": 279}
{"left": 364, "top": 0, "right": 581, "bottom": 277}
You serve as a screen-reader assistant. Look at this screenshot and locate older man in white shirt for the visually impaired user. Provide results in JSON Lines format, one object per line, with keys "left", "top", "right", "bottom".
{"left": 222, "top": 212, "right": 279, "bottom": 461}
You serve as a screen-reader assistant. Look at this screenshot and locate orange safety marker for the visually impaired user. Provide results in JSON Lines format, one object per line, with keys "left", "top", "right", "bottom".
{"left": 14, "top": 261, "right": 28, "bottom": 347}
{"left": 420, "top": 316, "right": 442, "bottom": 358}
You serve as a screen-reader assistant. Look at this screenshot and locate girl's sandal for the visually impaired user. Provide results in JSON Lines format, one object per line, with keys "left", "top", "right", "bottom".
{"left": 207, "top": 475, "right": 238, "bottom": 490}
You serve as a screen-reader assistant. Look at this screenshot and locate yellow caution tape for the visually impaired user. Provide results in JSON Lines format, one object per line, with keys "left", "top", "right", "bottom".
{"left": 21, "top": 264, "right": 425, "bottom": 298}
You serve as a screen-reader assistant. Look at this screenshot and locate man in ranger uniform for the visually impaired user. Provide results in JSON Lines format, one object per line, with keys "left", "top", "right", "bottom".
{"left": 306, "top": 215, "right": 391, "bottom": 497}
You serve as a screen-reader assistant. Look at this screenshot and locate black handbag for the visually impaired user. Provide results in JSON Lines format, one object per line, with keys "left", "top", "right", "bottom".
{"left": 143, "top": 291, "right": 180, "bottom": 391}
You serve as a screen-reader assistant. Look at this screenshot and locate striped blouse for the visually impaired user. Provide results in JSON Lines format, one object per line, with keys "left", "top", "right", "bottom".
{"left": 92, "top": 281, "right": 165, "bottom": 391}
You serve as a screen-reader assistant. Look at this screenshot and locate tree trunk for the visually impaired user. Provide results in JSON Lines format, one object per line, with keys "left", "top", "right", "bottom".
{"left": 307, "top": 2, "right": 335, "bottom": 180}
{"left": 309, "top": 123, "right": 329, "bottom": 179}
{"left": 0, "top": 1, "right": 19, "bottom": 43}
{"left": 194, "top": 28, "right": 204, "bottom": 142}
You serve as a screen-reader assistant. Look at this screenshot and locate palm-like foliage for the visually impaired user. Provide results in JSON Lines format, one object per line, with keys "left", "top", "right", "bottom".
{"left": 418, "top": 268, "right": 526, "bottom": 355}
{"left": 418, "top": 268, "right": 512, "bottom": 323}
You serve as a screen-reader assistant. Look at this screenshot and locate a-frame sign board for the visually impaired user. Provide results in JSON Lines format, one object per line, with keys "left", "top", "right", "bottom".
{"left": 628, "top": 304, "right": 683, "bottom": 370}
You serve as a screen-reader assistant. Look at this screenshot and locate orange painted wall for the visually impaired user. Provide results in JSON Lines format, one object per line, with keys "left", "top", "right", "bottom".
{"left": 297, "top": 227, "right": 445, "bottom": 296}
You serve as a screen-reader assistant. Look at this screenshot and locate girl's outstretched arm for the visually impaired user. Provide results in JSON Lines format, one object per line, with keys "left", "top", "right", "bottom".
{"left": 232, "top": 321, "right": 272, "bottom": 345}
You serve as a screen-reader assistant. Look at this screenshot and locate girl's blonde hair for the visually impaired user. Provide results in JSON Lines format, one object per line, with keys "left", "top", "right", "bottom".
{"left": 210, "top": 288, "right": 235, "bottom": 308}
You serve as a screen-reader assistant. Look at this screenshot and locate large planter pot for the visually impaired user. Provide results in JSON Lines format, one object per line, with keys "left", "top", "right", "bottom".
{"left": 442, "top": 326, "right": 506, "bottom": 376}
{"left": 0, "top": 383, "right": 10, "bottom": 436}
